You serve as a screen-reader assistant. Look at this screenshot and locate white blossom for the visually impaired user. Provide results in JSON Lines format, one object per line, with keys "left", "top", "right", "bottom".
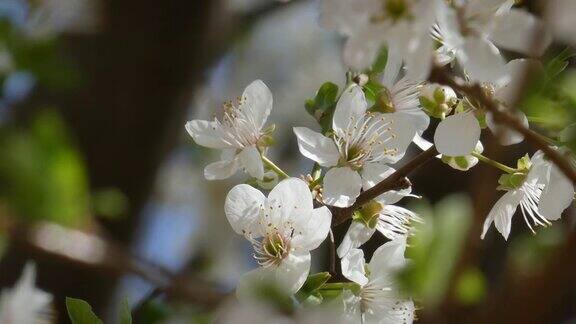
{"left": 294, "top": 85, "right": 416, "bottom": 207}
{"left": 0, "top": 262, "right": 53, "bottom": 324}
{"left": 434, "top": 0, "right": 551, "bottom": 83}
{"left": 186, "top": 80, "right": 273, "bottom": 180}
{"left": 340, "top": 238, "right": 414, "bottom": 324}
{"left": 224, "top": 178, "right": 332, "bottom": 296}
{"left": 320, "top": 0, "right": 442, "bottom": 78}
{"left": 481, "top": 151, "right": 573, "bottom": 240}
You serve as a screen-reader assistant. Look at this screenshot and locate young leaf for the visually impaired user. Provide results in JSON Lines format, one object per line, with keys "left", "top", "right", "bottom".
{"left": 296, "top": 272, "right": 331, "bottom": 302}
{"left": 120, "top": 298, "right": 132, "bottom": 324}
{"left": 66, "top": 297, "right": 103, "bottom": 324}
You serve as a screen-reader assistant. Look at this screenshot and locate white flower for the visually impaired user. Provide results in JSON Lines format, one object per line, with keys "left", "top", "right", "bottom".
{"left": 434, "top": 59, "right": 534, "bottom": 156}
{"left": 0, "top": 262, "right": 53, "bottom": 324}
{"left": 481, "top": 151, "right": 572, "bottom": 240}
{"left": 186, "top": 80, "right": 273, "bottom": 180}
{"left": 321, "top": 0, "right": 442, "bottom": 78}
{"left": 434, "top": 0, "right": 551, "bottom": 83}
{"left": 337, "top": 164, "right": 421, "bottom": 257}
{"left": 434, "top": 111, "right": 481, "bottom": 156}
{"left": 294, "top": 85, "right": 416, "bottom": 207}
{"left": 340, "top": 238, "right": 415, "bottom": 324}
{"left": 538, "top": 155, "right": 575, "bottom": 221}
{"left": 224, "top": 178, "right": 332, "bottom": 296}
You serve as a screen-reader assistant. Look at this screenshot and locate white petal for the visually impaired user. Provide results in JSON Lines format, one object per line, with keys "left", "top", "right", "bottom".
{"left": 292, "top": 206, "right": 332, "bottom": 251}
{"left": 381, "top": 46, "right": 403, "bottom": 88}
{"left": 486, "top": 111, "right": 528, "bottom": 145}
{"left": 337, "top": 221, "right": 376, "bottom": 258}
{"left": 238, "top": 145, "right": 264, "bottom": 180}
{"left": 481, "top": 190, "right": 522, "bottom": 240}
{"left": 368, "top": 237, "right": 407, "bottom": 275}
{"left": 412, "top": 133, "right": 434, "bottom": 151}
{"left": 323, "top": 167, "right": 363, "bottom": 208}
{"left": 275, "top": 250, "right": 311, "bottom": 294}
{"left": 224, "top": 184, "right": 266, "bottom": 237}
{"left": 343, "top": 30, "right": 382, "bottom": 71}
{"left": 204, "top": 158, "right": 239, "bottom": 180}
{"left": 403, "top": 32, "right": 433, "bottom": 80}
{"left": 381, "top": 113, "right": 418, "bottom": 163}
{"left": 341, "top": 248, "right": 369, "bottom": 286}
{"left": 539, "top": 166, "right": 574, "bottom": 220}
{"left": 362, "top": 162, "right": 411, "bottom": 205}
{"left": 185, "top": 120, "right": 229, "bottom": 149}
{"left": 240, "top": 80, "right": 273, "bottom": 130}
{"left": 293, "top": 127, "right": 340, "bottom": 167}
{"left": 490, "top": 9, "right": 551, "bottom": 56}
{"left": 434, "top": 112, "right": 481, "bottom": 156}
{"left": 267, "top": 178, "right": 314, "bottom": 227}
{"left": 458, "top": 38, "right": 507, "bottom": 84}
{"left": 333, "top": 85, "right": 368, "bottom": 138}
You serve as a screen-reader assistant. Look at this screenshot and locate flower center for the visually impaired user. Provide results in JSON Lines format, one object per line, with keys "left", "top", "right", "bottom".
{"left": 253, "top": 232, "right": 291, "bottom": 268}
{"left": 370, "top": 0, "right": 412, "bottom": 23}
{"left": 373, "top": 88, "right": 396, "bottom": 113}
{"left": 215, "top": 96, "right": 263, "bottom": 148}
{"left": 335, "top": 113, "right": 397, "bottom": 169}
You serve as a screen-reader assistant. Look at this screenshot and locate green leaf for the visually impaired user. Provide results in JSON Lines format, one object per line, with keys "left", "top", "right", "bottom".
{"left": 296, "top": 272, "right": 331, "bottom": 302}
{"left": 314, "top": 82, "right": 339, "bottom": 112}
{"left": 120, "top": 298, "right": 132, "bottom": 324}
{"left": 66, "top": 297, "right": 103, "bottom": 324}
{"left": 370, "top": 47, "right": 388, "bottom": 74}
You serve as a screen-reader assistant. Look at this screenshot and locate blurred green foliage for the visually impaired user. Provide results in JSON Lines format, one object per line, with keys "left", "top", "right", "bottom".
{"left": 520, "top": 48, "right": 576, "bottom": 146}
{"left": 91, "top": 188, "right": 129, "bottom": 220}
{"left": 0, "top": 21, "right": 78, "bottom": 89}
{"left": 508, "top": 225, "right": 566, "bottom": 277}
{"left": 402, "top": 195, "right": 476, "bottom": 307}
{"left": 0, "top": 110, "right": 90, "bottom": 226}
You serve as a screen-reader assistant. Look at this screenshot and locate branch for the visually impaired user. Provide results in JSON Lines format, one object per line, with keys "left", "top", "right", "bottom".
{"left": 3, "top": 219, "right": 227, "bottom": 309}
{"left": 330, "top": 147, "right": 438, "bottom": 226}
{"left": 429, "top": 65, "right": 576, "bottom": 183}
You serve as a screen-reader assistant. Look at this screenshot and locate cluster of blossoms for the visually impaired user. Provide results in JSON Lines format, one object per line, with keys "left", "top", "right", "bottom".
{"left": 186, "top": 0, "right": 575, "bottom": 322}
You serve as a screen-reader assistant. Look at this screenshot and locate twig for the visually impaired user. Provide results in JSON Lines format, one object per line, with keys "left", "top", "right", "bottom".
{"left": 429, "top": 65, "right": 576, "bottom": 183}
{"left": 330, "top": 147, "right": 438, "bottom": 226}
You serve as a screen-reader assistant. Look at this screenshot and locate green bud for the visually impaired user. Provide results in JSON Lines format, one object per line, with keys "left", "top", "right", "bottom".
{"left": 497, "top": 172, "right": 527, "bottom": 190}
{"left": 516, "top": 154, "right": 532, "bottom": 171}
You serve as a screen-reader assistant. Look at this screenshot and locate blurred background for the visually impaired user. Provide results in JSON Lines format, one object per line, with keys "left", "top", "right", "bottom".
{"left": 0, "top": 0, "right": 575, "bottom": 323}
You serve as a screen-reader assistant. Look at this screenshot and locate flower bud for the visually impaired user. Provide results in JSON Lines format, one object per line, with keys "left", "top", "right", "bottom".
{"left": 441, "top": 141, "right": 484, "bottom": 171}
{"left": 419, "top": 83, "right": 457, "bottom": 119}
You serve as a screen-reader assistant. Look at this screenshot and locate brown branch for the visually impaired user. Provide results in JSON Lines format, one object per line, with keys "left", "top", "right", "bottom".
{"left": 330, "top": 147, "right": 438, "bottom": 226}
{"left": 429, "top": 64, "right": 576, "bottom": 183}
{"left": 2, "top": 219, "right": 227, "bottom": 309}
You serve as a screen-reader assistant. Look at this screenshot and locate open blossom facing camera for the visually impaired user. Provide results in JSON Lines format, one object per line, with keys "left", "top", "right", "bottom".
{"left": 186, "top": 80, "right": 274, "bottom": 180}
{"left": 321, "top": 0, "right": 441, "bottom": 78}
{"left": 341, "top": 238, "right": 414, "bottom": 324}
{"left": 225, "top": 178, "right": 332, "bottom": 295}
{"left": 294, "top": 85, "right": 416, "bottom": 207}
{"left": 0, "top": 263, "right": 53, "bottom": 324}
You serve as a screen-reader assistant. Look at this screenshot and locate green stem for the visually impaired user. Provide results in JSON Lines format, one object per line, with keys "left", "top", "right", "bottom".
{"left": 471, "top": 152, "right": 517, "bottom": 174}
{"left": 262, "top": 155, "right": 289, "bottom": 179}
{"left": 320, "top": 282, "right": 358, "bottom": 291}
